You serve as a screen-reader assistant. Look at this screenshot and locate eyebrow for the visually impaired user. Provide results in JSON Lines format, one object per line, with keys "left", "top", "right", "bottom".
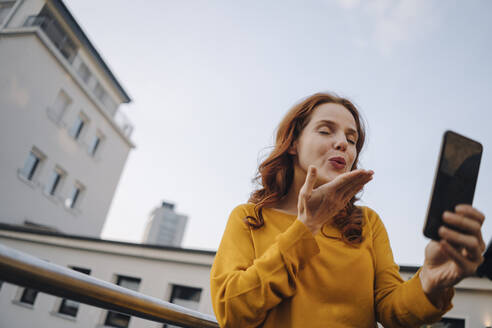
{"left": 316, "top": 120, "right": 358, "bottom": 137}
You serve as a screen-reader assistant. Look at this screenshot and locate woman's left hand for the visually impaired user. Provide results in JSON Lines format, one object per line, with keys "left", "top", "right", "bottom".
{"left": 420, "top": 204, "right": 486, "bottom": 306}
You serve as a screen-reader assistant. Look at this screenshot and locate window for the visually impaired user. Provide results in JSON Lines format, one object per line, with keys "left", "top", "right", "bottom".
{"left": 421, "top": 317, "right": 465, "bottom": 328}
{"left": 102, "top": 93, "right": 117, "bottom": 114}
{"left": 69, "top": 113, "right": 88, "bottom": 140}
{"left": 19, "top": 149, "right": 43, "bottom": 181}
{"left": 48, "top": 90, "right": 72, "bottom": 124}
{"left": 24, "top": 6, "right": 78, "bottom": 63}
{"left": 0, "top": 1, "right": 14, "bottom": 25}
{"left": 104, "top": 276, "right": 141, "bottom": 328}
{"left": 19, "top": 287, "right": 39, "bottom": 305}
{"left": 94, "top": 82, "right": 106, "bottom": 102}
{"left": 65, "top": 182, "right": 84, "bottom": 209}
{"left": 58, "top": 267, "right": 91, "bottom": 317}
{"left": 77, "top": 62, "right": 92, "bottom": 84}
{"left": 164, "top": 285, "right": 202, "bottom": 328}
{"left": 45, "top": 167, "right": 65, "bottom": 196}
{"left": 88, "top": 132, "right": 103, "bottom": 156}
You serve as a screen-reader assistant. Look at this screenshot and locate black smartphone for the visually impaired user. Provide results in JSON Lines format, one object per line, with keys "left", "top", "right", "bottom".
{"left": 423, "top": 130, "right": 483, "bottom": 240}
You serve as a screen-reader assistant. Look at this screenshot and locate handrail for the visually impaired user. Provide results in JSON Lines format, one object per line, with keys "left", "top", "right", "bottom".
{"left": 0, "top": 243, "right": 219, "bottom": 328}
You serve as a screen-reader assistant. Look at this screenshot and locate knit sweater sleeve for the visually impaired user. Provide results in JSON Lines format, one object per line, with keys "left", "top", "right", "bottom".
{"left": 210, "top": 204, "right": 320, "bottom": 327}
{"left": 368, "top": 208, "right": 454, "bottom": 327}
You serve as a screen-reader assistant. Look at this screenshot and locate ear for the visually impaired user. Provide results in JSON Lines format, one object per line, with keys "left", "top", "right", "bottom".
{"left": 288, "top": 141, "right": 297, "bottom": 155}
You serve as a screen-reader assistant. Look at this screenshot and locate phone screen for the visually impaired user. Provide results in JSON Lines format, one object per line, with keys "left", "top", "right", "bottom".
{"left": 423, "top": 131, "right": 482, "bottom": 240}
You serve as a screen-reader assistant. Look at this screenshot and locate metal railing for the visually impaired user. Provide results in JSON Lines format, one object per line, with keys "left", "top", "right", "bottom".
{"left": 0, "top": 243, "right": 219, "bottom": 328}
{"left": 114, "top": 108, "right": 134, "bottom": 138}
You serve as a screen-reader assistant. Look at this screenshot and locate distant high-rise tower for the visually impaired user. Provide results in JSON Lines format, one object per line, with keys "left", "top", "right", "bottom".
{"left": 142, "top": 201, "right": 188, "bottom": 247}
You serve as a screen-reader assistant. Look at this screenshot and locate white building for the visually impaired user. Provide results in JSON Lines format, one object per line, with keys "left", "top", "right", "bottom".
{"left": 142, "top": 201, "right": 188, "bottom": 247}
{"left": 0, "top": 223, "right": 215, "bottom": 328}
{"left": 0, "top": 0, "right": 134, "bottom": 237}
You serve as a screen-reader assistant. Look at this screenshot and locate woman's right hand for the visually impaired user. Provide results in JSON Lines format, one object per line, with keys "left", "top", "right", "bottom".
{"left": 297, "top": 165, "right": 374, "bottom": 235}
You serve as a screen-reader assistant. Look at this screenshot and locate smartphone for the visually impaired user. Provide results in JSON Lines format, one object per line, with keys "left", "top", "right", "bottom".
{"left": 423, "top": 130, "right": 483, "bottom": 240}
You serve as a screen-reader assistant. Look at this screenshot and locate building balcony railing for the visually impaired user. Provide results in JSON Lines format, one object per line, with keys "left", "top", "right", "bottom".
{"left": 0, "top": 243, "right": 219, "bottom": 328}
{"left": 114, "top": 109, "right": 134, "bottom": 139}
{"left": 24, "top": 15, "right": 77, "bottom": 64}
{"left": 22, "top": 12, "right": 134, "bottom": 142}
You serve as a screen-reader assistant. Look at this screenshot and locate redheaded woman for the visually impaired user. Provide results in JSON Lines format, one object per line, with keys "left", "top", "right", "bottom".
{"left": 210, "top": 93, "right": 486, "bottom": 327}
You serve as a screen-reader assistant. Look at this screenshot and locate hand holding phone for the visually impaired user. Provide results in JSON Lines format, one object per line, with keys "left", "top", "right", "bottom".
{"left": 420, "top": 131, "right": 486, "bottom": 299}
{"left": 423, "top": 130, "right": 482, "bottom": 240}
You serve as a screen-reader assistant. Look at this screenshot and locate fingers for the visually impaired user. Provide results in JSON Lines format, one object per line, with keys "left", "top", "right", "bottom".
{"left": 438, "top": 226, "right": 482, "bottom": 261}
{"left": 442, "top": 211, "right": 481, "bottom": 236}
{"left": 298, "top": 166, "right": 318, "bottom": 211}
{"left": 335, "top": 169, "right": 372, "bottom": 186}
{"left": 301, "top": 166, "right": 317, "bottom": 198}
{"left": 339, "top": 170, "right": 373, "bottom": 200}
{"left": 330, "top": 169, "right": 372, "bottom": 194}
{"left": 439, "top": 239, "right": 477, "bottom": 276}
{"left": 443, "top": 206, "right": 487, "bottom": 253}
{"left": 455, "top": 204, "right": 485, "bottom": 226}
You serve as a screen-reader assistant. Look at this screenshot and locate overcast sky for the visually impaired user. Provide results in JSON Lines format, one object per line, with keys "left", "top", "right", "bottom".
{"left": 67, "top": 0, "right": 492, "bottom": 266}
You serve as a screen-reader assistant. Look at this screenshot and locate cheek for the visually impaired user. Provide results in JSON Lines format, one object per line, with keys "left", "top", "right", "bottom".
{"left": 349, "top": 150, "right": 357, "bottom": 168}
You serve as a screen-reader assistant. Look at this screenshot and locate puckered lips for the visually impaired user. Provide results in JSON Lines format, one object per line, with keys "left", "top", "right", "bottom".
{"left": 328, "top": 156, "right": 346, "bottom": 170}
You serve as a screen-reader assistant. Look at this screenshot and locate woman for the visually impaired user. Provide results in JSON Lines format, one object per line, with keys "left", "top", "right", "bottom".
{"left": 210, "top": 93, "right": 486, "bottom": 327}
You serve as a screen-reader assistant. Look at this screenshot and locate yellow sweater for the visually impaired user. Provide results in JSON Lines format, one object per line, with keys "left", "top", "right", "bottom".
{"left": 210, "top": 204, "right": 453, "bottom": 327}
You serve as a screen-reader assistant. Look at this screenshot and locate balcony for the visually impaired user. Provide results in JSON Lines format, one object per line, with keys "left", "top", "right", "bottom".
{"left": 24, "top": 14, "right": 77, "bottom": 64}
{"left": 22, "top": 13, "right": 134, "bottom": 141}
{"left": 114, "top": 109, "right": 134, "bottom": 139}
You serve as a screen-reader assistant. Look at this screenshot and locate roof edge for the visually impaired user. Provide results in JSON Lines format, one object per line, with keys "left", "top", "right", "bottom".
{"left": 51, "top": 0, "right": 131, "bottom": 103}
{"left": 0, "top": 222, "right": 216, "bottom": 256}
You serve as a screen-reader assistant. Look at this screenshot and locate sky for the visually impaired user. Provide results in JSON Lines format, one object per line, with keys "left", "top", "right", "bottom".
{"left": 66, "top": 0, "right": 492, "bottom": 266}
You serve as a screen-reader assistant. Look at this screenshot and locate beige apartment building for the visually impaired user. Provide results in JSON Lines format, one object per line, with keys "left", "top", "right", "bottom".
{"left": 0, "top": 0, "right": 134, "bottom": 237}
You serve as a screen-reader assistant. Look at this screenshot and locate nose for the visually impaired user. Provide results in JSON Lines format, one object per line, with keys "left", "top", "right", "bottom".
{"left": 333, "top": 133, "right": 348, "bottom": 151}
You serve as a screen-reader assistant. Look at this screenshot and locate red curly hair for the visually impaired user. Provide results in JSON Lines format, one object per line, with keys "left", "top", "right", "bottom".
{"left": 246, "top": 92, "right": 366, "bottom": 244}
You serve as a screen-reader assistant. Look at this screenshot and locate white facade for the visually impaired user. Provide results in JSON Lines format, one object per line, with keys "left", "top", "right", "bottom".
{"left": 0, "top": 0, "right": 134, "bottom": 236}
{"left": 0, "top": 225, "right": 215, "bottom": 328}
{"left": 142, "top": 202, "right": 188, "bottom": 247}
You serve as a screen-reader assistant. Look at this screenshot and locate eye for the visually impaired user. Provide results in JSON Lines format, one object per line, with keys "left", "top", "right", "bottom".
{"left": 347, "top": 139, "right": 356, "bottom": 145}
{"left": 318, "top": 128, "right": 331, "bottom": 135}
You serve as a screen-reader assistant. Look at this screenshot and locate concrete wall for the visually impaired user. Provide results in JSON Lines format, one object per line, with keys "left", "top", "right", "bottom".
{"left": 0, "top": 32, "right": 131, "bottom": 236}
